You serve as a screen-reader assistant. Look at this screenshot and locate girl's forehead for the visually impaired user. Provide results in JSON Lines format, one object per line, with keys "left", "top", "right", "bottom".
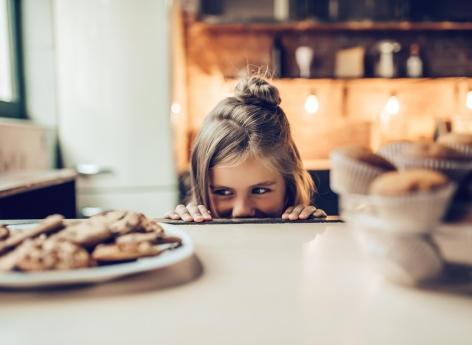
{"left": 210, "top": 155, "right": 283, "bottom": 185}
{"left": 215, "top": 151, "right": 250, "bottom": 168}
{"left": 216, "top": 151, "right": 274, "bottom": 170}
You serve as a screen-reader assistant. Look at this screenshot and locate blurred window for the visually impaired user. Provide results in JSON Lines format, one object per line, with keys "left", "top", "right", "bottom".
{"left": 0, "top": 0, "right": 24, "bottom": 118}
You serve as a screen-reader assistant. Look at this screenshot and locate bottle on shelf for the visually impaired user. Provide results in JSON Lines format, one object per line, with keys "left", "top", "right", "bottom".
{"left": 295, "top": 46, "right": 314, "bottom": 78}
{"left": 406, "top": 43, "right": 423, "bottom": 78}
{"left": 375, "top": 40, "right": 401, "bottom": 78}
{"left": 271, "top": 34, "right": 285, "bottom": 78}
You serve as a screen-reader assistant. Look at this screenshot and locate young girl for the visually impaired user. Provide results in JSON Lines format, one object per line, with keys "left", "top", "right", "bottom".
{"left": 166, "top": 76, "right": 326, "bottom": 222}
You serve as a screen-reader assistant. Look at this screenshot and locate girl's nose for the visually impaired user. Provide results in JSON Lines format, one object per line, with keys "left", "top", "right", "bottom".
{"left": 232, "top": 198, "right": 254, "bottom": 218}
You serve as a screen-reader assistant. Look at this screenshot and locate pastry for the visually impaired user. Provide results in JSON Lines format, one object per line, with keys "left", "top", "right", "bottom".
{"left": 93, "top": 231, "right": 181, "bottom": 263}
{"left": 55, "top": 220, "right": 113, "bottom": 247}
{"left": 116, "top": 232, "right": 162, "bottom": 245}
{"left": 438, "top": 132, "right": 472, "bottom": 158}
{"left": 0, "top": 226, "right": 9, "bottom": 241}
{"left": 330, "top": 145, "right": 396, "bottom": 194}
{"left": 438, "top": 132, "right": 472, "bottom": 146}
{"left": 335, "top": 145, "right": 396, "bottom": 170}
{"left": 377, "top": 140, "right": 413, "bottom": 165}
{"left": 0, "top": 215, "right": 64, "bottom": 255}
{"left": 369, "top": 169, "right": 449, "bottom": 196}
{"left": 55, "top": 211, "right": 159, "bottom": 246}
{"left": 0, "top": 211, "right": 182, "bottom": 272}
{"left": 108, "top": 211, "right": 148, "bottom": 235}
{"left": 0, "top": 239, "right": 33, "bottom": 271}
{"left": 142, "top": 218, "right": 165, "bottom": 235}
{"left": 402, "top": 142, "right": 467, "bottom": 160}
{"left": 92, "top": 242, "right": 160, "bottom": 262}
{"left": 395, "top": 142, "right": 472, "bottom": 182}
{"left": 15, "top": 236, "right": 91, "bottom": 271}
{"left": 368, "top": 170, "right": 454, "bottom": 234}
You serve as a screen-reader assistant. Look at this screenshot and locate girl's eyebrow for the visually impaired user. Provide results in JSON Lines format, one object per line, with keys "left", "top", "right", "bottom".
{"left": 210, "top": 181, "right": 276, "bottom": 189}
{"left": 250, "top": 181, "right": 276, "bottom": 187}
{"left": 210, "top": 185, "right": 232, "bottom": 189}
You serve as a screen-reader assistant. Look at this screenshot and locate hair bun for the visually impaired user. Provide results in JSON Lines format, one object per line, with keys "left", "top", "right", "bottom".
{"left": 234, "top": 77, "right": 281, "bottom": 107}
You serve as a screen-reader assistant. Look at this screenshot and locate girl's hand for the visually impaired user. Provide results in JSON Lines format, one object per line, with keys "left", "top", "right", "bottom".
{"left": 164, "top": 203, "right": 213, "bottom": 222}
{"left": 281, "top": 205, "right": 327, "bottom": 220}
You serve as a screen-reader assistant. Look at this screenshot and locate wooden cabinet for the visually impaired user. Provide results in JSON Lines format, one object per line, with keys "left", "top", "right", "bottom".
{"left": 0, "top": 170, "right": 77, "bottom": 219}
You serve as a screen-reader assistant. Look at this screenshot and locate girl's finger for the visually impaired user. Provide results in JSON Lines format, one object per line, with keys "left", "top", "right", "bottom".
{"left": 169, "top": 212, "right": 181, "bottom": 220}
{"left": 198, "top": 205, "right": 212, "bottom": 220}
{"left": 313, "top": 208, "right": 327, "bottom": 218}
{"left": 186, "top": 203, "right": 204, "bottom": 222}
{"left": 299, "top": 206, "right": 317, "bottom": 219}
{"left": 164, "top": 211, "right": 180, "bottom": 220}
{"left": 176, "top": 204, "right": 194, "bottom": 222}
{"left": 288, "top": 205, "right": 304, "bottom": 220}
{"left": 282, "top": 206, "right": 294, "bottom": 219}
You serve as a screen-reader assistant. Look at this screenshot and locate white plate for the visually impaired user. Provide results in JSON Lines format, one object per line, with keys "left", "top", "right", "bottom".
{"left": 0, "top": 223, "right": 194, "bottom": 288}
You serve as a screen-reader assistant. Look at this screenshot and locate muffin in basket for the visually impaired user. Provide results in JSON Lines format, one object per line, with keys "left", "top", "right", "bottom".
{"left": 368, "top": 169, "right": 455, "bottom": 234}
{"left": 377, "top": 140, "right": 413, "bottom": 166}
{"left": 437, "top": 132, "right": 472, "bottom": 159}
{"left": 394, "top": 142, "right": 472, "bottom": 182}
{"left": 330, "top": 145, "right": 396, "bottom": 194}
{"left": 357, "top": 229, "right": 443, "bottom": 286}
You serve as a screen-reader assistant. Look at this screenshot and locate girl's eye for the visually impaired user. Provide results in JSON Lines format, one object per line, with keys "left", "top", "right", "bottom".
{"left": 212, "top": 189, "right": 233, "bottom": 196}
{"left": 252, "top": 187, "right": 270, "bottom": 195}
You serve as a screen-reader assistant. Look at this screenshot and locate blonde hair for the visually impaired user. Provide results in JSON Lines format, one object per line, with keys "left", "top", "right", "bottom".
{"left": 190, "top": 76, "right": 315, "bottom": 211}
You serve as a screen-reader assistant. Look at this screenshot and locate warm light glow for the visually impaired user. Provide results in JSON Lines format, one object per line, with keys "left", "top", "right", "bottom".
{"left": 466, "top": 90, "right": 472, "bottom": 110}
{"left": 385, "top": 95, "right": 400, "bottom": 115}
{"left": 171, "top": 102, "right": 181, "bottom": 114}
{"left": 304, "top": 93, "right": 319, "bottom": 114}
{"left": 380, "top": 94, "right": 400, "bottom": 127}
{"left": 170, "top": 102, "right": 182, "bottom": 122}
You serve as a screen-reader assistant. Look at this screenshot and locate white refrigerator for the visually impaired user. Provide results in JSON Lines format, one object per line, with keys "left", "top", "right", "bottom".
{"left": 55, "top": 0, "right": 177, "bottom": 217}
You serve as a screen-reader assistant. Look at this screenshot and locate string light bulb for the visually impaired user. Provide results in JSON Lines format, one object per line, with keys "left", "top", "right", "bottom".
{"left": 304, "top": 92, "right": 319, "bottom": 115}
{"left": 380, "top": 92, "right": 400, "bottom": 127}
{"left": 466, "top": 89, "right": 472, "bottom": 110}
{"left": 171, "top": 102, "right": 181, "bottom": 114}
{"left": 170, "top": 102, "right": 182, "bottom": 123}
{"left": 385, "top": 94, "right": 400, "bottom": 115}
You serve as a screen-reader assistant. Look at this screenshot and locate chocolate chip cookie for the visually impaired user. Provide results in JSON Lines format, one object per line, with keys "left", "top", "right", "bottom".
{"left": 0, "top": 226, "right": 9, "bottom": 241}
{"left": 0, "top": 215, "right": 64, "bottom": 255}
{"left": 6, "top": 235, "right": 91, "bottom": 272}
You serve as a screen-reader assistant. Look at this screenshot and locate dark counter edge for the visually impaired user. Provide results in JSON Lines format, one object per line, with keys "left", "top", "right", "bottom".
{"left": 1, "top": 216, "right": 342, "bottom": 226}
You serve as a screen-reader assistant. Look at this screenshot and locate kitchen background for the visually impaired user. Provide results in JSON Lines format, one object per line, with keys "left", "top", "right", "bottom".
{"left": 1, "top": 0, "right": 176, "bottom": 218}
{"left": 1, "top": 0, "right": 472, "bottom": 218}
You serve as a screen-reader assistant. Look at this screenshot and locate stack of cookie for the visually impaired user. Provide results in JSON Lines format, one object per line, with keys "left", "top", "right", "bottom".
{"left": 330, "top": 137, "right": 472, "bottom": 286}
{"left": 0, "top": 211, "right": 181, "bottom": 272}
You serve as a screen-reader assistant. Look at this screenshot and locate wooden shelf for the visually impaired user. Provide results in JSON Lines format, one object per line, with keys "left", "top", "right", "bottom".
{"left": 194, "top": 20, "right": 472, "bottom": 33}
{"left": 223, "top": 77, "right": 472, "bottom": 83}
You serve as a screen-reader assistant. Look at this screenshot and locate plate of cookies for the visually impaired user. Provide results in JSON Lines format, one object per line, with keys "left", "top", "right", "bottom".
{"left": 0, "top": 211, "right": 194, "bottom": 288}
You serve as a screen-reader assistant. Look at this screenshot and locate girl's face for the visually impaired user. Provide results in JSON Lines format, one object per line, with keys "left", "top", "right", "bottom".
{"left": 208, "top": 155, "right": 286, "bottom": 218}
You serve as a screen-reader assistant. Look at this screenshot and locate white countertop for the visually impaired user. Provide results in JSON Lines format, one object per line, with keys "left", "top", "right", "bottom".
{"left": 0, "top": 223, "right": 471, "bottom": 345}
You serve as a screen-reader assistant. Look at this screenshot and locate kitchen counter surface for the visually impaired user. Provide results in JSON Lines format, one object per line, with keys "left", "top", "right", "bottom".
{"left": 0, "top": 169, "right": 76, "bottom": 199}
{"left": 0, "top": 222, "right": 471, "bottom": 345}
{"left": 0, "top": 170, "right": 77, "bottom": 219}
